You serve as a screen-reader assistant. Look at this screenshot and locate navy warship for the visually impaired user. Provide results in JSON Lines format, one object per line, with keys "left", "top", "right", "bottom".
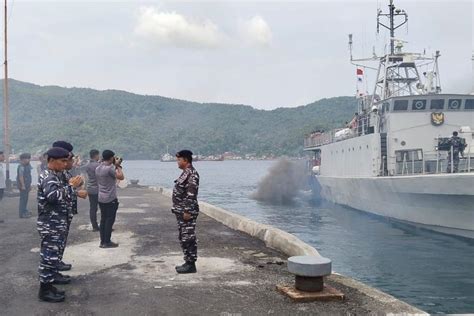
{"left": 304, "top": 0, "right": 474, "bottom": 238}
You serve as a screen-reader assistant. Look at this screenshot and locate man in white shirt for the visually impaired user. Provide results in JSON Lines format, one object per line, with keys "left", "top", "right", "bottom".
{"left": 0, "top": 151, "right": 6, "bottom": 223}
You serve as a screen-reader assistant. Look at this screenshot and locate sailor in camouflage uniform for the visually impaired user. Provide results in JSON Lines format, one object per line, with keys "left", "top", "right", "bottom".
{"left": 447, "top": 131, "right": 465, "bottom": 173}
{"left": 172, "top": 150, "right": 200, "bottom": 274}
{"left": 37, "top": 147, "right": 83, "bottom": 303}
{"left": 51, "top": 141, "right": 87, "bottom": 272}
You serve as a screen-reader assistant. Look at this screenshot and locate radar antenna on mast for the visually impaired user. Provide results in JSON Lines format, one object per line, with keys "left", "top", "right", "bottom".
{"left": 347, "top": 0, "right": 441, "bottom": 110}
{"left": 377, "top": 0, "right": 408, "bottom": 55}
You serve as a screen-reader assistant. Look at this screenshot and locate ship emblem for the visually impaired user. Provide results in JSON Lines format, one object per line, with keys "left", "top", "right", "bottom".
{"left": 431, "top": 112, "right": 445, "bottom": 126}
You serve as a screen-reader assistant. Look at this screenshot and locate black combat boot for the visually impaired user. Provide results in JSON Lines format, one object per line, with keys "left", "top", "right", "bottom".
{"left": 58, "top": 261, "right": 72, "bottom": 271}
{"left": 52, "top": 273, "right": 71, "bottom": 285}
{"left": 38, "top": 283, "right": 65, "bottom": 303}
{"left": 176, "top": 261, "right": 197, "bottom": 274}
{"left": 51, "top": 285, "right": 65, "bottom": 295}
{"left": 100, "top": 241, "right": 119, "bottom": 248}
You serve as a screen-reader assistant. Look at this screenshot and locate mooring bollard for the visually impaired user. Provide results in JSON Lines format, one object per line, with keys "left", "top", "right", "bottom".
{"left": 277, "top": 254, "right": 344, "bottom": 301}
{"left": 288, "top": 256, "right": 332, "bottom": 292}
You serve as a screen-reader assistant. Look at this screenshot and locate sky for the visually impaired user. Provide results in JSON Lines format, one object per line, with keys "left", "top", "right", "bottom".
{"left": 5, "top": 0, "right": 473, "bottom": 109}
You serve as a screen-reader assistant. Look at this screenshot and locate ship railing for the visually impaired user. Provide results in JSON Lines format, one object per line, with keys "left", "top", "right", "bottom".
{"left": 391, "top": 150, "right": 473, "bottom": 175}
{"left": 304, "top": 127, "right": 360, "bottom": 149}
{"left": 304, "top": 132, "right": 333, "bottom": 148}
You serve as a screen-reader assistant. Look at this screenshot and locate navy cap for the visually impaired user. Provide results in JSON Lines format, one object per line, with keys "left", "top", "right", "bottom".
{"left": 52, "top": 141, "right": 74, "bottom": 153}
{"left": 46, "top": 147, "right": 70, "bottom": 159}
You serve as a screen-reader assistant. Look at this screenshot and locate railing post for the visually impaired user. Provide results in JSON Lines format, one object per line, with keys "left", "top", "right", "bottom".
{"left": 436, "top": 150, "right": 439, "bottom": 174}
{"left": 469, "top": 151, "right": 471, "bottom": 172}
{"left": 451, "top": 145, "right": 454, "bottom": 174}
{"left": 422, "top": 153, "right": 425, "bottom": 174}
{"left": 402, "top": 156, "right": 407, "bottom": 175}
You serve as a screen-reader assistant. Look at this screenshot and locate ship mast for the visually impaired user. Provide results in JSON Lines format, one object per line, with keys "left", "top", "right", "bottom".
{"left": 349, "top": 0, "right": 441, "bottom": 111}
{"left": 377, "top": 0, "right": 407, "bottom": 55}
{"left": 3, "top": 0, "right": 11, "bottom": 190}
{"left": 376, "top": 0, "right": 410, "bottom": 101}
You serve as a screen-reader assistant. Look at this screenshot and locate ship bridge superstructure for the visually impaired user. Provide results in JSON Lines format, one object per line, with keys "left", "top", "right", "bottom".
{"left": 348, "top": 0, "right": 442, "bottom": 112}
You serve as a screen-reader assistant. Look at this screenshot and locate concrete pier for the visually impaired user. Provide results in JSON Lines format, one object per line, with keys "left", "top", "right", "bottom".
{"left": 0, "top": 187, "right": 425, "bottom": 315}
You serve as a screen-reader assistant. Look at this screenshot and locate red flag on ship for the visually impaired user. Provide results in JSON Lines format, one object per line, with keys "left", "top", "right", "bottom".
{"left": 356, "top": 68, "right": 363, "bottom": 75}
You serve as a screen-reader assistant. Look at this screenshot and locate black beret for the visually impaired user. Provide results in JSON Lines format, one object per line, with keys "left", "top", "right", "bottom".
{"left": 46, "top": 147, "right": 70, "bottom": 159}
{"left": 52, "top": 141, "right": 74, "bottom": 153}
{"left": 19, "top": 153, "right": 31, "bottom": 160}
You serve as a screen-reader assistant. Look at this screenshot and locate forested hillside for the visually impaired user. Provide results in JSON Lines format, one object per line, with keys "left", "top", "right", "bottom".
{"left": 0, "top": 80, "right": 357, "bottom": 159}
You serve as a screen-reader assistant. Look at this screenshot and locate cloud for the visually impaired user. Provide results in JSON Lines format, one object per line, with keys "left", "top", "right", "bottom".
{"left": 134, "top": 7, "right": 223, "bottom": 49}
{"left": 239, "top": 16, "right": 272, "bottom": 47}
{"left": 133, "top": 7, "right": 273, "bottom": 50}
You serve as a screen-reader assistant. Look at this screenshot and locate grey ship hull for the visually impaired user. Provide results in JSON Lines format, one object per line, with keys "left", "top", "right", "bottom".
{"left": 315, "top": 173, "right": 474, "bottom": 238}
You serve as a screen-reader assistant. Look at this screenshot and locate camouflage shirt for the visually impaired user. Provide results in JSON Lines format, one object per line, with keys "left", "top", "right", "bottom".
{"left": 172, "top": 166, "right": 200, "bottom": 215}
{"left": 37, "top": 169, "right": 72, "bottom": 217}
{"left": 449, "top": 136, "right": 465, "bottom": 154}
{"left": 62, "top": 171, "right": 78, "bottom": 215}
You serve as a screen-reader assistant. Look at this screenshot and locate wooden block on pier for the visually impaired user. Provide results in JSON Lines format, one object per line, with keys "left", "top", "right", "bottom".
{"left": 276, "top": 284, "right": 345, "bottom": 302}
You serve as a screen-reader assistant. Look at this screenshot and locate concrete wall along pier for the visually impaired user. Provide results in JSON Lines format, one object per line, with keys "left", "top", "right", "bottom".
{"left": 152, "top": 186, "right": 427, "bottom": 314}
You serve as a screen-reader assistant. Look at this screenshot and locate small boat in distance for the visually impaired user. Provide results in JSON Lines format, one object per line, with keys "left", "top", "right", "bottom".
{"left": 160, "top": 152, "right": 175, "bottom": 162}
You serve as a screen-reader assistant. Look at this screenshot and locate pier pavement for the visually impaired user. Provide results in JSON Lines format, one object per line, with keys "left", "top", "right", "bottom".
{"left": 0, "top": 187, "right": 425, "bottom": 315}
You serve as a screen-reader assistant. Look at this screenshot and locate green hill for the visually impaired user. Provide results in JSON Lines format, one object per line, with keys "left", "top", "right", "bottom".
{"left": 0, "top": 79, "right": 357, "bottom": 159}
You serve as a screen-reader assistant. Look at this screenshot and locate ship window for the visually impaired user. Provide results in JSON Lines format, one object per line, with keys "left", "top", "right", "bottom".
{"left": 448, "top": 99, "right": 461, "bottom": 110}
{"left": 412, "top": 99, "right": 426, "bottom": 110}
{"left": 393, "top": 100, "right": 408, "bottom": 111}
{"left": 465, "top": 99, "right": 474, "bottom": 110}
{"left": 430, "top": 99, "right": 445, "bottom": 110}
{"left": 395, "top": 149, "right": 423, "bottom": 162}
{"left": 382, "top": 102, "right": 390, "bottom": 113}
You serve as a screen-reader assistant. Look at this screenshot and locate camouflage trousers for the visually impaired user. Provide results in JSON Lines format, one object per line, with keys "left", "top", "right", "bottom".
{"left": 175, "top": 213, "right": 198, "bottom": 263}
{"left": 37, "top": 213, "right": 68, "bottom": 283}
{"left": 447, "top": 154, "right": 460, "bottom": 173}
{"left": 59, "top": 211, "right": 74, "bottom": 261}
